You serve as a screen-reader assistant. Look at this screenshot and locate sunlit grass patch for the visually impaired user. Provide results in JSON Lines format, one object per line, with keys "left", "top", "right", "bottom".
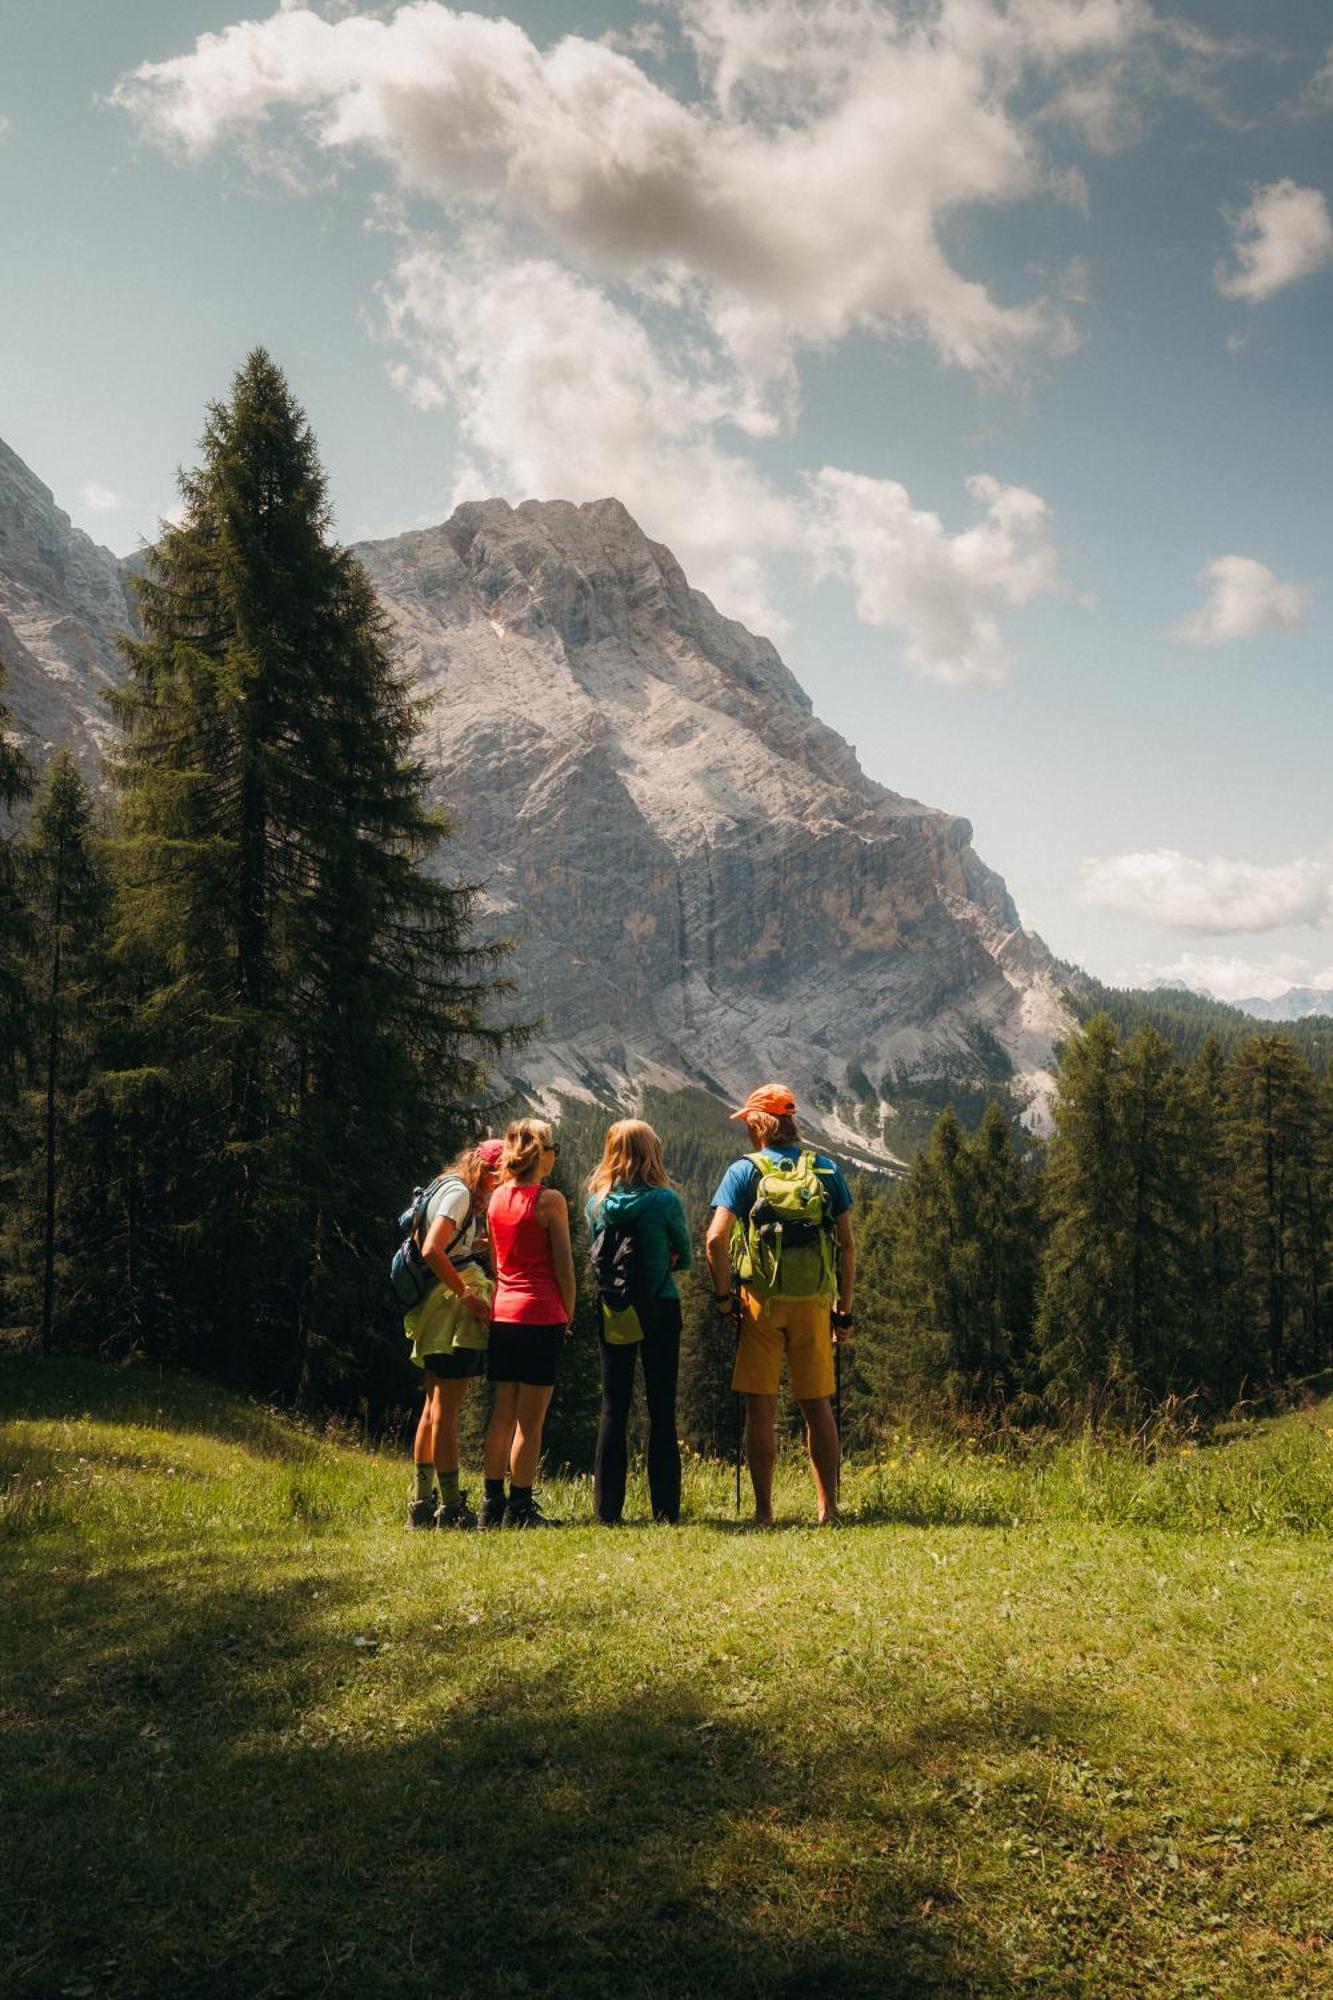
{"left": 2, "top": 1358, "right": 1331, "bottom": 1998}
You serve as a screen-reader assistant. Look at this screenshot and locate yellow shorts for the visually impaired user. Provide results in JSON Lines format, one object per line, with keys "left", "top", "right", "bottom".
{"left": 731, "top": 1290, "right": 835, "bottom": 1402}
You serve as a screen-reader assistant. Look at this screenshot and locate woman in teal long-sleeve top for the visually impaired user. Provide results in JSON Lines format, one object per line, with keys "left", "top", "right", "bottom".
{"left": 585, "top": 1120, "right": 693, "bottom": 1523}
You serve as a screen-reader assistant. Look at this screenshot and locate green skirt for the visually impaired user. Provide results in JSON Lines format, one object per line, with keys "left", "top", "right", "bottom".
{"left": 405, "top": 1267, "right": 495, "bottom": 1368}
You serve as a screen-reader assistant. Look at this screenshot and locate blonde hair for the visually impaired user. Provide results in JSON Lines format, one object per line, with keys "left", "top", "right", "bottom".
{"left": 441, "top": 1145, "right": 494, "bottom": 1207}
{"left": 587, "top": 1119, "right": 671, "bottom": 1201}
{"left": 747, "top": 1111, "right": 800, "bottom": 1149}
{"left": 502, "top": 1117, "right": 554, "bottom": 1182}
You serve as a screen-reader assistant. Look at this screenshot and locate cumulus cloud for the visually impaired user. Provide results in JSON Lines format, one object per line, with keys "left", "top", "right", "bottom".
{"left": 109, "top": 0, "right": 1131, "bottom": 399}
{"left": 1171, "top": 554, "right": 1308, "bottom": 646}
{"left": 383, "top": 237, "right": 800, "bottom": 631}
{"left": 1081, "top": 848, "right": 1333, "bottom": 934}
{"left": 80, "top": 482, "right": 120, "bottom": 513}
{"left": 1305, "top": 43, "right": 1333, "bottom": 113}
{"left": 806, "top": 469, "right": 1062, "bottom": 685}
{"left": 1215, "top": 180, "right": 1333, "bottom": 304}
{"left": 1119, "top": 952, "right": 1333, "bottom": 1005}
{"left": 113, "top": 1, "right": 1096, "bottom": 662}
{"left": 382, "top": 235, "right": 1065, "bottom": 663}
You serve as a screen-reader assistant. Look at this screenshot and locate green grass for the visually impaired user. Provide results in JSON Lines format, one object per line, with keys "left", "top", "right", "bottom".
{"left": 2, "top": 1362, "right": 1332, "bottom": 1998}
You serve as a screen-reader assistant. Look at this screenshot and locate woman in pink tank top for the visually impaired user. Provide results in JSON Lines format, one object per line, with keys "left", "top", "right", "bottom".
{"left": 480, "top": 1117, "right": 575, "bottom": 1529}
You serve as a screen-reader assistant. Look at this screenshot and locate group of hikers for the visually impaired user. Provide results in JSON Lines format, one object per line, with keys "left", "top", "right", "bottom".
{"left": 398, "top": 1086, "right": 857, "bottom": 1530}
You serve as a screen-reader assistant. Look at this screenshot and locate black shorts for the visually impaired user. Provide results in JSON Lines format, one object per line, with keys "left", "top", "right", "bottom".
{"left": 421, "top": 1349, "right": 485, "bottom": 1382}
{"left": 486, "top": 1322, "right": 565, "bottom": 1387}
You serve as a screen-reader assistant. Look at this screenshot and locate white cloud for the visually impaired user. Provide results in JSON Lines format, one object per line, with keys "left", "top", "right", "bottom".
{"left": 1171, "top": 554, "right": 1308, "bottom": 646}
{"left": 1299, "top": 42, "right": 1333, "bottom": 115}
{"left": 383, "top": 237, "right": 801, "bottom": 632}
{"left": 115, "top": 2, "right": 1090, "bottom": 665}
{"left": 80, "top": 482, "right": 121, "bottom": 513}
{"left": 1118, "top": 952, "right": 1333, "bottom": 1005}
{"left": 0, "top": 113, "right": 12, "bottom": 143}
{"left": 1215, "top": 179, "right": 1333, "bottom": 304}
{"left": 1081, "top": 848, "right": 1333, "bottom": 934}
{"left": 382, "top": 236, "right": 1066, "bottom": 665}
{"left": 110, "top": 0, "right": 1133, "bottom": 403}
{"left": 806, "top": 468, "right": 1063, "bottom": 685}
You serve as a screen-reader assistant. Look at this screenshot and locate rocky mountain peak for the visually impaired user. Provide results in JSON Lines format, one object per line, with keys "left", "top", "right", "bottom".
{"left": 0, "top": 439, "right": 1071, "bottom": 1156}
{"left": 0, "top": 436, "right": 134, "bottom": 765}
{"left": 353, "top": 495, "right": 1070, "bottom": 1151}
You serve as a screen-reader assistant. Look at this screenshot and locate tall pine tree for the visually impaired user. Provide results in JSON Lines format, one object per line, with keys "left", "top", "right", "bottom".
{"left": 3, "top": 750, "right": 113, "bottom": 1353}
{"left": 1187, "top": 1035, "right": 1247, "bottom": 1403}
{"left": 1225, "top": 1035, "right": 1321, "bottom": 1385}
{"left": 108, "top": 350, "right": 509, "bottom": 1394}
{"left": 1035, "top": 1013, "right": 1128, "bottom": 1411}
{"left": 0, "top": 659, "right": 35, "bottom": 1100}
{"left": 1115, "top": 1024, "right": 1199, "bottom": 1400}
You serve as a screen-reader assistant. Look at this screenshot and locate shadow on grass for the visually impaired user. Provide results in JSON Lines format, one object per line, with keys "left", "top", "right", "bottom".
{"left": 0, "top": 1355, "right": 325, "bottom": 1464}
{"left": 0, "top": 1550, "right": 1101, "bottom": 2000}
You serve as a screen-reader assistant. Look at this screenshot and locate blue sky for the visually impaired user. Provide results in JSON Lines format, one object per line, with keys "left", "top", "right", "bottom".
{"left": 3, "top": 0, "right": 1331, "bottom": 999}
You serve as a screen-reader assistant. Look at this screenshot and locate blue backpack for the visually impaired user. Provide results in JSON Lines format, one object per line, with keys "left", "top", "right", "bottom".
{"left": 390, "top": 1174, "right": 471, "bottom": 1311}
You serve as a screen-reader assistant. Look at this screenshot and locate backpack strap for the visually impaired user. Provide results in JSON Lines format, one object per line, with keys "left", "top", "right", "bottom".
{"left": 413, "top": 1174, "right": 472, "bottom": 1253}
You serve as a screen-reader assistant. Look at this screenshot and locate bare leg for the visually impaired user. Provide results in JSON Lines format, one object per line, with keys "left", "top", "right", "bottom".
{"left": 484, "top": 1381, "right": 519, "bottom": 1481}
{"left": 433, "top": 1377, "right": 470, "bottom": 1481}
{"left": 413, "top": 1390, "right": 437, "bottom": 1474}
{"left": 799, "top": 1395, "right": 840, "bottom": 1525}
{"left": 745, "top": 1393, "right": 778, "bottom": 1525}
{"left": 510, "top": 1383, "right": 555, "bottom": 1486}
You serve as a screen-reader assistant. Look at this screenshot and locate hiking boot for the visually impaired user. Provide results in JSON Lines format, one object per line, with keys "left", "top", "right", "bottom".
{"left": 435, "top": 1489, "right": 478, "bottom": 1530}
{"left": 407, "top": 1498, "right": 437, "bottom": 1529}
{"left": 502, "top": 1496, "right": 559, "bottom": 1529}
{"left": 477, "top": 1494, "right": 507, "bottom": 1530}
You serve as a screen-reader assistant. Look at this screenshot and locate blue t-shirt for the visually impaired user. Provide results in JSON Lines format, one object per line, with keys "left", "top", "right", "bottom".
{"left": 711, "top": 1144, "right": 853, "bottom": 1222}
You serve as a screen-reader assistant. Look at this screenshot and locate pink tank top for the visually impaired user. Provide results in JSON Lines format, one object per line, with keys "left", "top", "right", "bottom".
{"left": 489, "top": 1182, "right": 567, "bottom": 1325}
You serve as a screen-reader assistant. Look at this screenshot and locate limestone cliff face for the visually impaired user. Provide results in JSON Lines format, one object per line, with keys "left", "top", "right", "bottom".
{"left": 0, "top": 431, "right": 1070, "bottom": 1156}
{"left": 353, "top": 498, "right": 1070, "bottom": 1150}
{"left": 0, "top": 439, "right": 134, "bottom": 767}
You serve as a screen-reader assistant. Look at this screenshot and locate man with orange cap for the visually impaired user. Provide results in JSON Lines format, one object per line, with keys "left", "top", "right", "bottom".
{"left": 705, "top": 1086, "right": 855, "bottom": 1526}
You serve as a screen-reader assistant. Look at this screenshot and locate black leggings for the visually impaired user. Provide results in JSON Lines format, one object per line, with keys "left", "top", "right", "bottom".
{"left": 595, "top": 1301, "right": 682, "bottom": 1525}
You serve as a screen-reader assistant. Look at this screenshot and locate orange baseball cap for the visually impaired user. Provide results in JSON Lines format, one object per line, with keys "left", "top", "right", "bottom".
{"left": 728, "top": 1083, "right": 797, "bottom": 1122}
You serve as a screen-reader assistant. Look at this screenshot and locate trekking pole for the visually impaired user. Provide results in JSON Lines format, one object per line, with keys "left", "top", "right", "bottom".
{"left": 834, "top": 1330, "right": 842, "bottom": 1505}
{"left": 731, "top": 1279, "right": 742, "bottom": 1518}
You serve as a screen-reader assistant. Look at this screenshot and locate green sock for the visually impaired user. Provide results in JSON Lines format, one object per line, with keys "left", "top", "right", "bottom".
{"left": 413, "top": 1464, "right": 434, "bottom": 1505}
{"left": 436, "top": 1470, "right": 460, "bottom": 1507}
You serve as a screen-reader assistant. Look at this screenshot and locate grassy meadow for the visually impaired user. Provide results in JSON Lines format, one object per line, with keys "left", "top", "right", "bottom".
{"left": 2, "top": 1360, "right": 1332, "bottom": 1998}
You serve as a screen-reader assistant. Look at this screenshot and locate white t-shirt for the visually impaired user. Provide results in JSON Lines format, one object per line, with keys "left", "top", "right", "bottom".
{"left": 424, "top": 1177, "right": 476, "bottom": 1262}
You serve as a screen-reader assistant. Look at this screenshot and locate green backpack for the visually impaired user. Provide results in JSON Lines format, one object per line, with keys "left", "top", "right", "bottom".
{"left": 731, "top": 1150, "right": 839, "bottom": 1302}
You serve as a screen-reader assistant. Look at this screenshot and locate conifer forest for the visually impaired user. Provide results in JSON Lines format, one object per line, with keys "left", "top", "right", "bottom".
{"left": 2, "top": 356, "right": 1331, "bottom": 1453}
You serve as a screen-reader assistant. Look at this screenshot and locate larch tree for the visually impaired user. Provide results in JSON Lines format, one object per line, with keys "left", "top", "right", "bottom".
{"left": 1035, "top": 1013, "right": 1129, "bottom": 1413}
{"left": 108, "top": 350, "right": 510, "bottom": 1393}
{"left": 4, "top": 750, "right": 112, "bottom": 1353}
{"left": 1224, "top": 1036, "right": 1318, "bottom": 1386}
{"left": 0, "top": 658, "right": 35, "bottom": 1100}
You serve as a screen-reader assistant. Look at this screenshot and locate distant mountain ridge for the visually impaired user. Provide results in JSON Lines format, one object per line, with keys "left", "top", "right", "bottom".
{"left": 0, "top": 435, "right": 1073, "bottom": 1159}
{"left": 0, "top": 437, "right": 134, "bottom": 768}
{"left": 1143, "top": 975, "right": 1333, "bottom": 1027}
{"left": 1067, "top": 971, "right": 1333, "bottom": 1063}
{"left": 1229, "top": 987, "right": 1333, "bottom": 1024}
